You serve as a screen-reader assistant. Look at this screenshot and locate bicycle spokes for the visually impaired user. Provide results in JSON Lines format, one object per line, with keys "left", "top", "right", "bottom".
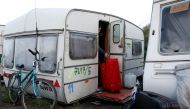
{"left": 8, "top": 73, "right": 20, "bottom": 104}
{"left": 22, "top": 79, "right": 57, "bottom": 109}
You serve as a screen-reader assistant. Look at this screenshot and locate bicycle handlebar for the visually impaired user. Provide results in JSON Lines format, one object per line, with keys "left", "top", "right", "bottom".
{"left": 28, "top": 49, "right": 47, "bottom": 62}
{"left": 41, "top": 57, "right": 47, "bottom": 61}
{"left": 35, "top": 48, "right": 39, "bottom": 55}
{"left": 28, "top": 48, "right": 39, "bottom": 56}
{"left": 28, "top": 49, "right": 35, "bottom": 55}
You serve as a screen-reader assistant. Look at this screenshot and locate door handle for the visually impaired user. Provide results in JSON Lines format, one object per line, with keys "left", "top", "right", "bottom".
{"left": 118, "top": 37, "right": 124, "bottom": 48}
{"left": 154, "top": 69, "right": 175, "bottom": 75}
{"left": 57, "top": 58, "right": 63, "bottom": 76}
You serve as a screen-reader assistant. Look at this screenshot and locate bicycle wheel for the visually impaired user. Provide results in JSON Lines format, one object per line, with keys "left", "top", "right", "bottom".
{"left": 8, "top": 73, "right": 20, "bottom": 104}
{"left": 22, "top": 78, "right": 57, "bottom": 109}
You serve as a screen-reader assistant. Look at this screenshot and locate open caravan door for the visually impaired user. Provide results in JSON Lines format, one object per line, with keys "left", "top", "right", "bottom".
{"left": 109, "top": 20, "right": 125, "bottom": 74}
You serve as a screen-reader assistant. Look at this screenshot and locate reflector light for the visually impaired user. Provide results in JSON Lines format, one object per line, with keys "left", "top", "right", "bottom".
{"left": 3, "top": 72, "right": 10, "bottom": 78}
{"left": 54, "top": 80, "right": 60, "bottom": 87}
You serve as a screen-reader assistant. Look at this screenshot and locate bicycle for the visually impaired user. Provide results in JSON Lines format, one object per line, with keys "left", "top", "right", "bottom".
{"left": 8, "top": 48, "right": 57, "bottom": 109}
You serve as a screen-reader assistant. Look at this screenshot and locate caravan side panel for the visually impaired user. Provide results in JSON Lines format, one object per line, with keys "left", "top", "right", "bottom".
{"left": 124, "top": 22, "right": 144, "bottom": 76}
{"left": 66, "top": 11, "right": 99, "bottom": 34}
{"left": 65, "top": 11, "right": 99, "bottom": 67}
{"left": 125, "top": 22, "right": 144, "bottom": 40}
{"left": 0, "top": 25, "right": 4, "bottom": 55}
{"left": 64, "top": 11, "right": 99, "bottom": 103}
{"left": 109, "top": 16, "right": 124, "bottom": 72}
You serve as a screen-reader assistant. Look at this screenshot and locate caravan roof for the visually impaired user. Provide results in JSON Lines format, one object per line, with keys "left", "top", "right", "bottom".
{"left": 153, "top": 0, "right": 177, "bottom": 3}
{"left": 4, "top": 8, "right": 71, "bottom": 36}
{"left": 4, "top": 8, "right": 142, "bottom": 37}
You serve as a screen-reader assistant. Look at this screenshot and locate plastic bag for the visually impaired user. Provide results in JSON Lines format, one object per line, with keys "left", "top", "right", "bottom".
{"left": 175, "top": 63, "right": 190, "bottom": 109}
{"left": 131, "top": 86, "right": 137, "bottom": 102}
{"left": 124, "top": 73, "right": 136, "bottom": 88}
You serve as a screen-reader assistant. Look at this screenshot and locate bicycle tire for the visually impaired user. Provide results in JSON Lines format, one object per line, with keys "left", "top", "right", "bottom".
{"left": 21, "top": 78, "right": 57, "bottom": 109}
{"left": 8, "top": 73, "right": 20, "bottom": 104}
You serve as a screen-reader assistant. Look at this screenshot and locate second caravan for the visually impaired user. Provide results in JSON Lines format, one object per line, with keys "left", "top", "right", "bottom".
{"left": 2, "top": 8, "right": 144, "bottom": 103}
{"left": 0, "top": 25, "right": 4, "bottom": 60}
{"left": 144, "top": 0, "right": 190, "bottom": 102}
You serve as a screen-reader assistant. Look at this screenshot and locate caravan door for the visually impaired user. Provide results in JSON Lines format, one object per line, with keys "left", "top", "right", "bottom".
{"left": 109, "top": 20, "right": 125, "bottom": 72}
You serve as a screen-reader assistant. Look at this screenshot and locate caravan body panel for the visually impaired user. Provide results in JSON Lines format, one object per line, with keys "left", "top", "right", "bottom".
{"left": 124, "top": 22, "right": 144, "bottom": 77}
{"left": 3, "top": 8, "right": 144, "bottom": 103}
{"left": 0, "top": 25, "right": 4, "bottom": 54}
{"left": 144, "top": 0, "right": 190, "bottom": 100}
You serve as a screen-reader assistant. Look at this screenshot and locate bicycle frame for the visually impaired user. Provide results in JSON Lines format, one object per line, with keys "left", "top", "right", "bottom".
{"left": 12, "top": 48, "right": 46, "bottom": 97}
{"left": 16, "top": 62, "right": 38, "bottom": 96}
{"left": 19, "top": 68, "right": 35, "bottom": 86}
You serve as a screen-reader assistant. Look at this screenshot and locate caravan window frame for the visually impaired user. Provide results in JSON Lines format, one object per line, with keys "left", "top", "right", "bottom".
{"left": 113, "top": 24, "right": 120, "bottom": 43}
{"left": 15, "top": 36, "right": 36, "bottom": 71}
{"left": 132, "top": 40, "right": 142, "bottom": 56}
{"left": 4, "top": 37, "right": 15, "bottom": 69}
{"left": 38, "top": 34, "right": 58, "bottom": 74}
{"left": 3, "top": 33, "right": 59, "bottom": 74}
{"left": 69, "top": 32, "right": 97, "bottom": 60}
{"left": 159, "top": 0, "right": 190, "bottom": 55}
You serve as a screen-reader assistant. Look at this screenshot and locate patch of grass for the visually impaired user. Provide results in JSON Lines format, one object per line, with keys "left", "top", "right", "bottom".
{"left": 72, "top": 101, "right": 80, "bottom": 106}
{"left": 0, "top": 84, "right": 54, "bottom": 108}
{"left": 25, "top": 96, "right": 51, "bottom": 107}
{"left": 0, "top": 85, "right": 11, "bottom": 103}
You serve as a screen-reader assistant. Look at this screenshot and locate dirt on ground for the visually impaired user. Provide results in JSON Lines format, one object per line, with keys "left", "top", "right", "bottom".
{"left": 0, "top": 97, "right": 124, "bottom": 109}
{"left": 0, "top": 85, "right": 125, "bottom": 109}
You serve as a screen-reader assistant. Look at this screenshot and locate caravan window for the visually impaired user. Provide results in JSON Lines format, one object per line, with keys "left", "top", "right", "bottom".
{"left": 15, "top": 36, "right": 36, "bottom": 71}
{"left": 160, "top": 2, "right": 190, "bottom": 54}
{"left": 70, "top": 32, "right": 97, "bottom": 59}
{"left": 4, "top": 38, "right": 14, "bottom": 68}
{"left": 132, "top": 41, "right": 142, "bottom": 56}
{"left": 113, "top": 24, "right": 120, "bottom": 43}
{"left": 39, "top": 34, "right": 58, "bottom": 73}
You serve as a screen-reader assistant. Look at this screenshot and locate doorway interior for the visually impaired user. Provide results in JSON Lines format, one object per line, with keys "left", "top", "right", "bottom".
{"left": 98, "top": 21, "right": 109, "bottom": 87}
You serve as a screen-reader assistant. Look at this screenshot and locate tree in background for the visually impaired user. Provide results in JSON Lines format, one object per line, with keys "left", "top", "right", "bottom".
{"left": 143, "top": 24, "right": 150, "bottom": 60}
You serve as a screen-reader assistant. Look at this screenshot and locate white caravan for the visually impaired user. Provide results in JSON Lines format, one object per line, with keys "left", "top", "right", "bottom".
{"left": 2, "top": 8, "right": 144, "bottom": 103}
{"left": 144, "top": 0, "right": 190, "bottom": 101}
{"left": 0, "top": 25, "right": 4, "bottom": 57}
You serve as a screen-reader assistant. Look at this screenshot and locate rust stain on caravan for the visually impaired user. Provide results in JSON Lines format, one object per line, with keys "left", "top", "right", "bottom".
{"left": 170, "top": 2, "right": 189, "bottom": 13}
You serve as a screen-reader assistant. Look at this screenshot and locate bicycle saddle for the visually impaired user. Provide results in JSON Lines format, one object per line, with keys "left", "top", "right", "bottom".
{"left": 16, "top": 64, "right": 24, "bottom": 69}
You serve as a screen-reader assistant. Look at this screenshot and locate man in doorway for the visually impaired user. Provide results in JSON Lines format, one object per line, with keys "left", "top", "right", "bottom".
{"left": 99, "top": 47, "right": 108, "bottom": 63}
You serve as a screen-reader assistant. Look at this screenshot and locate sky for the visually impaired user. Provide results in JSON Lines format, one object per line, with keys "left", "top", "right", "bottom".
{"left": 0, "top": 0, "right": 153, "bottom": 28}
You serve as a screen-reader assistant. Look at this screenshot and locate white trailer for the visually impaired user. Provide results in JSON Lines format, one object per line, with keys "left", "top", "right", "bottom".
{"left": 144, "top": 0, "right": 190, "bottom": 101}
{"left": 0, "top": 25, "right": 4, "bottom": 56}
{"left": 2, "top": 8, "right": 144, "bottom": 103}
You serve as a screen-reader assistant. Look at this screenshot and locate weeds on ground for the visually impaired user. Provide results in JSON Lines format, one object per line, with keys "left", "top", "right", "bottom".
{"left": 0, "top": 84, "right": 11, "bottom": 103}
